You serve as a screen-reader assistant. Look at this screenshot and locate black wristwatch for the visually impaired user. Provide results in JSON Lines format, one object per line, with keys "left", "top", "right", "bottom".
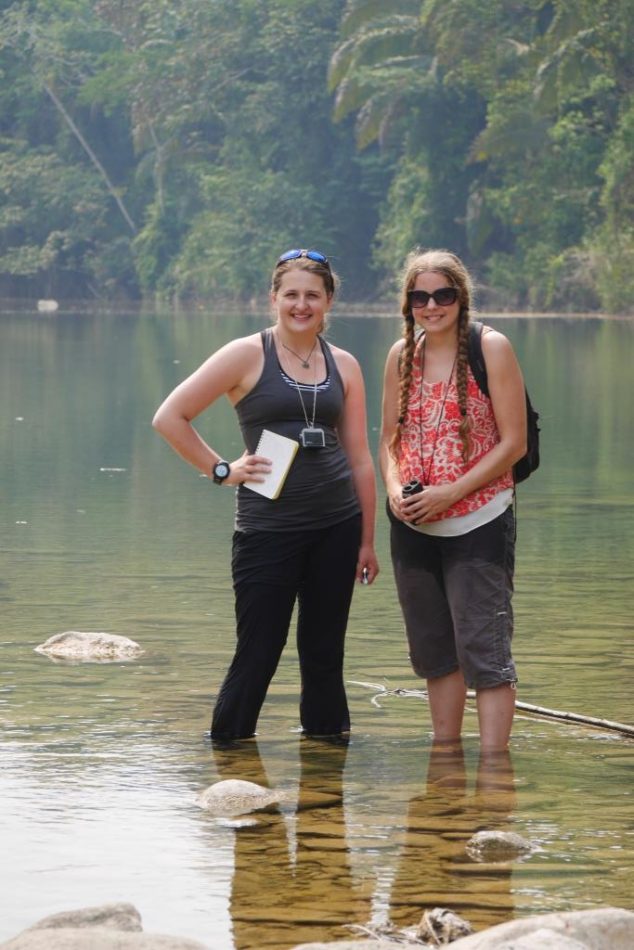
{"left": 212, "top": 460, "right": 231, "bottom": 485}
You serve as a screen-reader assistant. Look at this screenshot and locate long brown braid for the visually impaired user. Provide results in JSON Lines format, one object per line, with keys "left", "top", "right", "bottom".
{"left": 389, "top": 249, "right": 474, "bottom": 464}
{"left": 389, "top": 313, "right": 417, "bottom": 460}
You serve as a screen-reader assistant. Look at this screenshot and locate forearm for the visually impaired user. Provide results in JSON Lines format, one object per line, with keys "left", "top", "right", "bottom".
{"left": 379, "top": 436, "right": 401, "bottom": 494}
{"left": 152, "top": 411, "right": 219, "bottom": 476}
{"left": 350, "top": 458, "right": 377, "bottom": 546}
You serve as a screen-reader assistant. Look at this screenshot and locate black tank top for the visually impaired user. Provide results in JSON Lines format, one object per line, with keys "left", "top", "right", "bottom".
{"left": 234, "top": 329, "right": 361, "bottom": 532}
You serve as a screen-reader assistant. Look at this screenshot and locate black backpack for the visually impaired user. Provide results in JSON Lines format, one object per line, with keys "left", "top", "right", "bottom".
{"left": 467, "top": 321, "right": 540, "bottom": 483}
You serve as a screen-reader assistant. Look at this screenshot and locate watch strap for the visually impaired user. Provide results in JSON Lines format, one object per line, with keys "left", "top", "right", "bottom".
{"left": 212, "top": 460, "right": 231, "bottom": 484}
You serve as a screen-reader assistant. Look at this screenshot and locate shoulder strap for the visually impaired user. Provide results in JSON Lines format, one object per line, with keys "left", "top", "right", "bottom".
{"left": 468, "top": 320, "right": 489, "bottom": 397}
{"left": 260, "top": 328, "right": 271, "bottom": 351}
{"left": 318, "top": 334, "right": 336, "bottom": 378}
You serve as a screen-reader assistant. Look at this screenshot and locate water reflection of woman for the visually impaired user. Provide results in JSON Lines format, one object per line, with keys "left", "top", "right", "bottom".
{"left": 153, "top": 249, "right": 378, "bottom": 741}
{"left": 380, "top": 250, "right": 527, "bottom": 751}
{"left": 390, "top": 743, "right": 517, "bottom": 934}
{"left": 211, "top": 738, "right": 369, "bottom": 949}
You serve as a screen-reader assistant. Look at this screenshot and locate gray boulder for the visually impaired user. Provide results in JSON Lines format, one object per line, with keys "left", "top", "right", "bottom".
{"left": 448, "top": 907, "right": 634, "bottom": 949}
{"left": 1, "top": 932, "right": 209, "bottom": 949}
{"left": 34, "top": 631, "right": 144, "bottom": 662}
{"left": 26, "top": 903, "right": 142, "bottom": 932}
{"left": 0, "top": 903, "right": 210, "bottom": 950}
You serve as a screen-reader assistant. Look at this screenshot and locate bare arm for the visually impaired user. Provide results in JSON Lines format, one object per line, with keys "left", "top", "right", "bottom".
{"left": 334, "top": 348, "right": 380, "bottom": 584}
{"left": 379, "top": 341, "right": 408, "bottom": 521}
{"left": 152, "top": 335, "right": 271, "bottom": 486}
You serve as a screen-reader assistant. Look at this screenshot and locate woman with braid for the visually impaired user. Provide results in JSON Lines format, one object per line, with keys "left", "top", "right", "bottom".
{"left": 379, "top": 250, "right": 527, "bottom": 752}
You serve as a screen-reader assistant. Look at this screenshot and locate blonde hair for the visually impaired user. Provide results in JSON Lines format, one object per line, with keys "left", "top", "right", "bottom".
{"left": 390, "top": 249, "right": 474, "bottom": 463}
{"left": 270, "top": 255, "right": 339, "bottom": 298}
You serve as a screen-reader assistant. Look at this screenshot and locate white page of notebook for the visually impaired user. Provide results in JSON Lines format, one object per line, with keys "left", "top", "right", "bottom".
{"left": 243, "top": 429, "right": 299, "bottom": 499}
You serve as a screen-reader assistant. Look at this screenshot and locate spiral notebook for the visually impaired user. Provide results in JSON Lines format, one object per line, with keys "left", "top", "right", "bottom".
{"left": 243, "top": 429, "right": 299, "bottom": 500}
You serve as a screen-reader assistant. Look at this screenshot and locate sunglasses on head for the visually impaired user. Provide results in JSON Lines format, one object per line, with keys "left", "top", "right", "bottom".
{"left": 277, "top": 248, "right": 330, "bottom": 267}
{"left": 407, "top": 287, "right": 459, "bottom": 309}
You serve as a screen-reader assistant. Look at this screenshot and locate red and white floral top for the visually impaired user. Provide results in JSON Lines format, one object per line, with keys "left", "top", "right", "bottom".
{"left": 398, "top": 341, "right": 513, "bottom": 522}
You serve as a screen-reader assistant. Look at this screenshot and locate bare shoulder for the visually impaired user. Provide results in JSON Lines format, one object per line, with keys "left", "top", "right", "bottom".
{"left": 217, "top": 330, "right": 263, "bottom": 358}
{"left": 176, "top": 330, "right": 264, "bottom": 402}
{"left": 328, "top": 342, "right": 362, "bottom": 376}
{"left": 327, "top": 343, "right": 367, "bottom": 403}
{"left": 480, "top": 324, "right": 523, "bottom": 390}
{"left": 384, "top": 337, "right": 405, "bottom": 372}
{"left": 202, "top": 330, "right": 263, "bottom": 370}
{"left": 480, "top": 325, "right": 517, "bottom": 365}
{"left": 381, "top": 337, "right": 404, "bottom": 363}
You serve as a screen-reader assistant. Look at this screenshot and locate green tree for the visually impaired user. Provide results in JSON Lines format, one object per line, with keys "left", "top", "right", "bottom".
{"left": 0, "top": 0, "right": 389, "bottom": 301}
{"left": 0, "top": 0, "right": 140, "bottom": 296}
{"left": 330, "top": 0, "right": 634, "bottom": 312}
{"left": 168, "top": 0, "right": 387, "bottom": 301}
{"left": 329, "top": 0, "right": 486, "bottom": 284}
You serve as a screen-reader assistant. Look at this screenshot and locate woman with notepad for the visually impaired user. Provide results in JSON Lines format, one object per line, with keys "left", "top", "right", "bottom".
{"left": 153, "top": 249, "right": 379, "bottom": 741}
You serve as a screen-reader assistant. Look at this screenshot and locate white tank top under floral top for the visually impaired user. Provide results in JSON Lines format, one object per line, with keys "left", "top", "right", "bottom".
{"left": 398, "top": 338, "right": 513, "bottom": 529}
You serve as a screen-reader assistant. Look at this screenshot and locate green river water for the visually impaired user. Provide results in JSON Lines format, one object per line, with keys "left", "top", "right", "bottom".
{"left": 1, "top": 308, "right": 633, "bottom": 948}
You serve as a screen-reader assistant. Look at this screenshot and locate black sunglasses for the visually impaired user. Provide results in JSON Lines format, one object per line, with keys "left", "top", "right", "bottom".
{"left": 277, "top": 248, "right": 330, "bottom": 267}
{"left": 407, "top": 287, "right": 459, "bottom": 309}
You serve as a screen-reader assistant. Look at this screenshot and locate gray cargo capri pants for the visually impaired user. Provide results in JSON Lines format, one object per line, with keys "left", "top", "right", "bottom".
{"left": 389, "top": 505, "right": 517, "bottom": 690}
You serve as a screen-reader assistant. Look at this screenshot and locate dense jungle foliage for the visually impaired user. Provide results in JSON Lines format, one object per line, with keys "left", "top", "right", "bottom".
{"left": 0, "top": 0, "right": 632, "bottom": 311}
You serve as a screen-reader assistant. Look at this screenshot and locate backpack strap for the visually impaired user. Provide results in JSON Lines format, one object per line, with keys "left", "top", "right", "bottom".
{"left": 467, "top": 320, "right": 489, "bottom": 397}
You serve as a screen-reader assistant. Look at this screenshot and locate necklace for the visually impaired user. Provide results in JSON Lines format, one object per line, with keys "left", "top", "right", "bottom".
{"left": 272, "top": 328, "right": 326, "bottom": 447}
{"left": 281, "top": 339, "right": 317, "bottom": 369}
{"left": 419, "top": 338, "right": 457, "bottom": 484}
{"left": 283, "top": 339, "right": 326, "bottom": 449}
{"left": 293, "top": 371, "right": 317, "bottom": 430}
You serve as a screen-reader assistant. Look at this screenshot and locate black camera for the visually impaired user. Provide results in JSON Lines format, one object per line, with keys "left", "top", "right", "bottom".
{"left": 402, "top": 479, "right": 423, "bottom": 497}
{"left": 300, "top": 426, "right": 326, "bottom": 449}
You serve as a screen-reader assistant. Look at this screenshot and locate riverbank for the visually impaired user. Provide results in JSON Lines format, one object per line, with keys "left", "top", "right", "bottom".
{"left": 1, "top": 296, "right": 631, "bottom": 320}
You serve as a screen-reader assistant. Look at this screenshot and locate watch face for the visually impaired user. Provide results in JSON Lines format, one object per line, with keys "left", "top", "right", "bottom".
{"left": 213, "top": 461, "right": 230, "bottom": 482}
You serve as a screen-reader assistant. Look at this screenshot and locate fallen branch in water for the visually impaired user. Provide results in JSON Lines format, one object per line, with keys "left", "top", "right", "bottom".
{"left": 348, "top": 681, "right": 634, "bottom": 738}
{"left": 346, "top": 922, "right": 413, "bottom": 944}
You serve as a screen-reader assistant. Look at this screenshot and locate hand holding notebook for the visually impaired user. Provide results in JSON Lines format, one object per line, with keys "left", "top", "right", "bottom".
{"left": 243, "top": 429, "right": 299, "bottom": 500}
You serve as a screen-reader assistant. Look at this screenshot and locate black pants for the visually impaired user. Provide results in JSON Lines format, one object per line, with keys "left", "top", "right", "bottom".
{"left": 210, "top": 514, "right": 362, "bottom": 740}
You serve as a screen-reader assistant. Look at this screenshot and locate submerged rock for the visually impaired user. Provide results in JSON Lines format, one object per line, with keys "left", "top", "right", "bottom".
{"left": 415, "top": 907, "right": 473, "bottom": 943}
{"left": 447, "top": 907, "right": 634, "bottom": 948}
{"left": 465, "top": 829, "right": 535, "bottom": 862}
{"left": 34, "top": 630, "right": 144, "bottom": 662}
{"left": 197, "top": 778, "right": 286, "bottom": 816}
{"left": 1, "top": 901, "right": 210, "bottom": 949}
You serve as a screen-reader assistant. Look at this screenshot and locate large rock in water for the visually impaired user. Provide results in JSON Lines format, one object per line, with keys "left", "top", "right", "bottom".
{"left": 25, "top": 903, "right": 142, "bottom": 932}
{"left": 197, "top": 779, "right": 285, "bottom": 816}
{"left": 34, "top": 631, "right": 144, "bottom": 661}
{"left": 0, "top": 902, "right": 210, "bottom": 949}
{"left": 447, "top": 907, "right": 634, "bottom": 948}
